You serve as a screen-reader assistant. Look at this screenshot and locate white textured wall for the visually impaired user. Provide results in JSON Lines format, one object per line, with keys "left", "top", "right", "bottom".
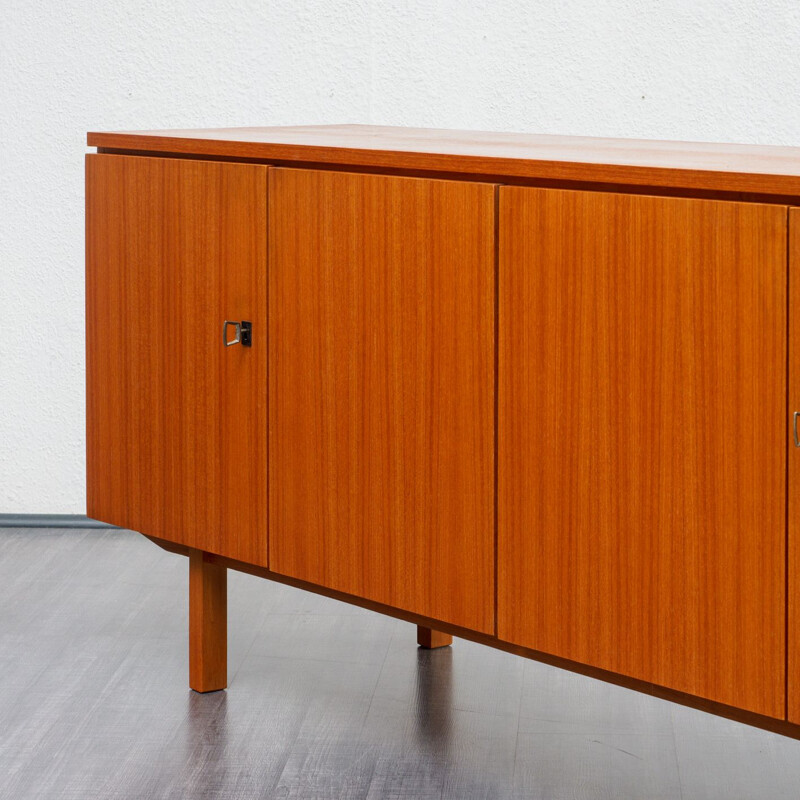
{"left": 3, "top": 0, "right": 800, "bottom": 512}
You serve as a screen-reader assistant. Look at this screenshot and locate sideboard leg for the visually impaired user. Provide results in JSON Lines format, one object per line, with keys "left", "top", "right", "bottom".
{"left": 417, "top": 625, "right": 453, "bottom": 649}
{"left": 189, "top": 551, "right": 227, "bottom": 692}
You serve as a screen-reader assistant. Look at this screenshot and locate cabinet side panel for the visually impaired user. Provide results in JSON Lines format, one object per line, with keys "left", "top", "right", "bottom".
{"left": 790, "top": 207, "right": 800, "bottom": 723}
{"left": 85, "top": 154, "right": 268, "bottom": 565}
{"left": 499, "top": 187, "right": 786, "bottom": 717}
{"left": 86, "top": 154, "right": 131, "bottom": 529}
{"left": 268, "top": 168, "right": 495, "bottom": 632}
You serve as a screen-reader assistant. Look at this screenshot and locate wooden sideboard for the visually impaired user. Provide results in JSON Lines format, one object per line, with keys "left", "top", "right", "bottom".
{"left": 86, "top": 124, "right": 800, "bottom": 737}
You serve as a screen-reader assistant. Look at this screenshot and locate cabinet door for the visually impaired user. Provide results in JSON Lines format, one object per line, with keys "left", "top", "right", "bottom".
{"left": 269, "top": 168, "right": 495, "bottom": 632}
{"left": 790, "top": 207, "right": 800, "bottom": 723}
{"left": 499, "top": 187, "right": 786, "bottom": 718}
{"left": 86, "top": 155, "right": 268, "bottom": 565}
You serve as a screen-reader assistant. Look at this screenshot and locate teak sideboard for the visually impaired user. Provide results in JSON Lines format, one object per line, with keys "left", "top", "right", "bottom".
{"left": 86, "top": 124, "right": 800, "bottom": 738}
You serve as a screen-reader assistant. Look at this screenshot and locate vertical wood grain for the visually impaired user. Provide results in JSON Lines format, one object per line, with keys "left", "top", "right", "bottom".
{"left": 268, "top": 168, "right": 495, "bottom": 633}
{"left": 789, "top": 208, "right": 800, "bottom": 723}
{"left": 499, "top": 187, "right": 787, "bottom": 718}
{"left": 189, "top": 550, "right": 227, "bottom": 692}
{"left": 86, "top": 154, "right": 268, "bottom": 565}
{"left": 417, "top": 626, "right": 453, "bottom": 649}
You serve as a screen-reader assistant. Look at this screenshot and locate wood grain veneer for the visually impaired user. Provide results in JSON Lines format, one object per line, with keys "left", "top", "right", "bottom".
{"left": 86, "top": 154, "right": 268, "bottom": 565}
{"left": 85, "top": 128, "right": 800, "bottom": 735}
{"left": 498, "top": 186, "right": 787, "bottom": 718}
{"left": 789, "top": 207, "right": 800, "bottom": 724}
{"left": 268, "top": 168, "right": 495, "bottom": 633}
{"left": 88, "top": 124, "right": 800, "bottom": 196}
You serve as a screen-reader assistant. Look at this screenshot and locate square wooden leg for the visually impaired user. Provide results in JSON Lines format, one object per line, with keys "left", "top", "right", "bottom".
{"left": 189, "top": 551, "right": 227, "bottom": 692}
{"left": 417, "top": 625, "right": 453, "bottom": 649}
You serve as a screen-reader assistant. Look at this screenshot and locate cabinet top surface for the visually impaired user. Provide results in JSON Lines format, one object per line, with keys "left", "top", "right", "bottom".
{"left": 88, "top": 124, "right": 800, "bottom": 196}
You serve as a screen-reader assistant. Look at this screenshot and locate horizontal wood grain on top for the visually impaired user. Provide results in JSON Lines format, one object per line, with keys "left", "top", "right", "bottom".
{"left": 88, "top": 124, "right": 800, "bottom": 195}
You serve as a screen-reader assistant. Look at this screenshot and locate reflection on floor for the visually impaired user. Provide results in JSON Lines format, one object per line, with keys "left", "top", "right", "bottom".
{"left": 0, "top": 527, "right": 799, "bottom": 799}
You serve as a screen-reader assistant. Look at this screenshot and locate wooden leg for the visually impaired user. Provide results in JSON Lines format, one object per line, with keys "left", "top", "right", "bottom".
{"left": 417, "top": 625, "right": 453, "bottom": 649}
{"left": 189, "top": 551, "right": 227, "bottom": 692}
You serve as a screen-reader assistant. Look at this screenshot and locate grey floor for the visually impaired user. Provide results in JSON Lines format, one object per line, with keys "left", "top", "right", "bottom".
{"left": 1, "top": 529, "right": 799, "bottom": 800}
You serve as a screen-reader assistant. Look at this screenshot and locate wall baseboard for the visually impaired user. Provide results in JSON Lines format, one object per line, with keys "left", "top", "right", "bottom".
{"left": 0, "top": 514, "right": 119, "bottom": 529}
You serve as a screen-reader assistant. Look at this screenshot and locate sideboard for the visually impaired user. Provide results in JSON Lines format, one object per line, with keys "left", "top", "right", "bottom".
{"left": 86, "top": 124, "right": 800, "bottom": 738}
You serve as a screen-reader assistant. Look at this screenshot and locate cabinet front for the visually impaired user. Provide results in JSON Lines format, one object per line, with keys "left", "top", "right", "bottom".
{"left": 268, "top": 168, "right": 495, "bottom": 632}
{"left": 86, "top": 155, "right": 268, "bottom": 565}
{"left": 498, "top": 187, "right": 787, "bottom": 718}
{"left": 790, "top": 207, "right": 800, "bottom": 724}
